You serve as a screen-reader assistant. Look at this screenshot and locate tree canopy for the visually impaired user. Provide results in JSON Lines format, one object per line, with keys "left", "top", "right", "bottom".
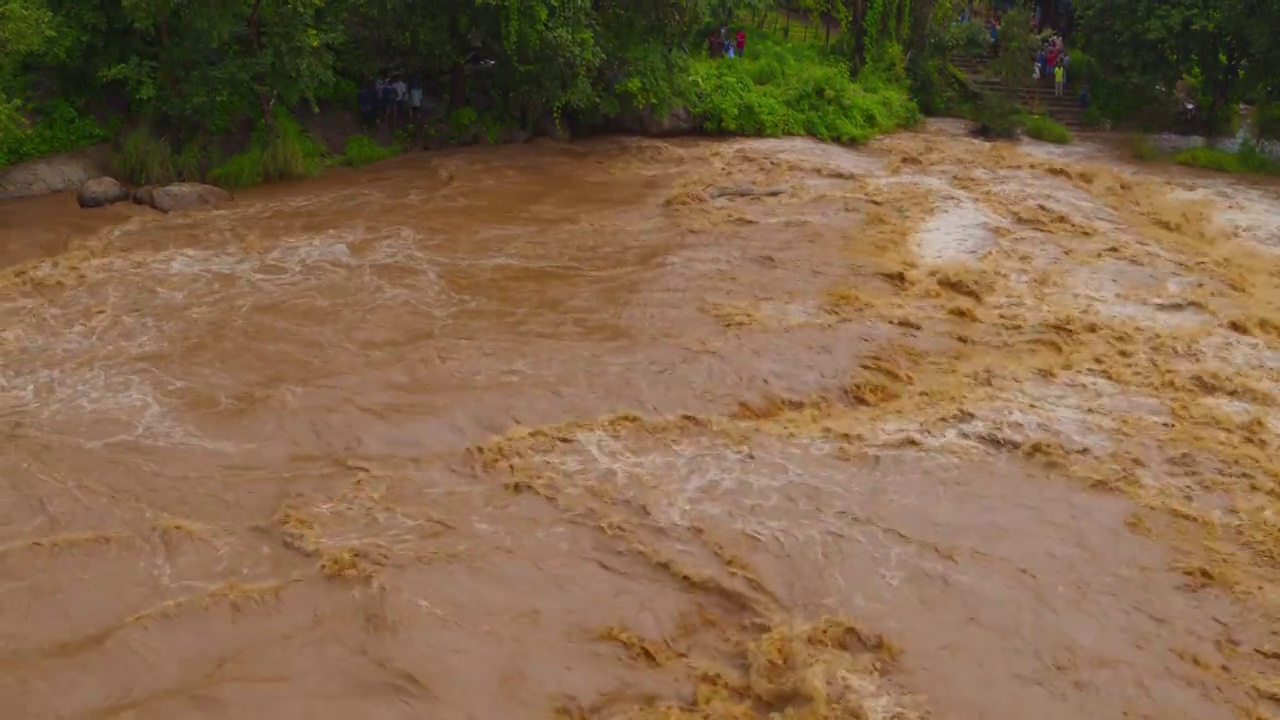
{"left": 1073, "top": 0, "right": 1280, "bottom": 131}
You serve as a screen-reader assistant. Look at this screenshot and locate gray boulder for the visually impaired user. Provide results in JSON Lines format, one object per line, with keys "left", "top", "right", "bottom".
{"left": 149, "top": 183, "right": 231, "bottom": 214}
{"left": 77, "top": 176, "right": 130, "bottom": 208}
{"left": 0, "top": 145, "right": 111, "bottom": 199}
{"left": 131, "top": 185, "right": 154, "bottom": 206}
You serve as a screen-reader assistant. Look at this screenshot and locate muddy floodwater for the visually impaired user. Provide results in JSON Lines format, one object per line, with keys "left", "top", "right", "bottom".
{"left": 4, "top": 120, "right": 1280, "bottom": 720}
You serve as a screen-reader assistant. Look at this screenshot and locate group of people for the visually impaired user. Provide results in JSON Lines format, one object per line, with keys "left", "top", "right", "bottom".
{"left": 1034, "top": 33, "right": 1070, "bottom": 97}
{"left": 356, "top": 74, "right": 425, "bottom": 130}
{"left": 707, "top": 26, "right": 747, "bottom": 59}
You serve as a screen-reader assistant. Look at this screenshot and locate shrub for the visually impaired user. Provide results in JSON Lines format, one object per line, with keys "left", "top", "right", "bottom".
{"left": 945, "top": 21, "right": 993, "bottom": 58}
{"left": 1256, "top": 102, "right": 1280, "bottom": 141}
{"left": 687, "top": 34, "right": 919, "bottom": 143}
{"left": 0, "top": 100, "right": 110, "bottom": 167}
{"left": 209, "top": 109, "right": 326, "bottom": 188}
{"left": 1023, "top": 115, "right": 1072, "bottom": 144}
{"left": 1064, "top": 49, "right": 1098, "bottom": 88}
{"left": 1237, "top": 139, "right": 1280, "bottom": 174}
{"left": 1081, "top": 107, "right": 1106, "bottom": 130}
{"left": 972, "top": 94, "right": 1022, "bottom": 139}
{"left": 907, "top": 54, "right": 971, "bottom": 117}
{"left": 341, "top": 134, "right": 399, "bottom": 166}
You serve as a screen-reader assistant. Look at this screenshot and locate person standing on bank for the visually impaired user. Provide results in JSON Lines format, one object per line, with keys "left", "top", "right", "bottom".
{"left": 736, "top": 28, "right": 746, "bottom": 58}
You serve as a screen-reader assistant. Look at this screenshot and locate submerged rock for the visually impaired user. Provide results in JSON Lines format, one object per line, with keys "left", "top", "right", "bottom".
{"left": 148, "top": 182, "right": 232, "bottom": 214}
{"left": 76, "top": 176, "right": 129, "bottom": 208}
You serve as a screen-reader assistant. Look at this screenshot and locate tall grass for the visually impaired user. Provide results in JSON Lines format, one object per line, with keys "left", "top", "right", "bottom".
{"left": 208, "top": 109, "right": 326, "bottom": 188}
{"left": 340, "top": 134, "right": 399, "bottom": 167}
{"left": 116, "top": 126, "right": 176, "bottom": 184}
{"left": 687, "top": 33, "right": 919, "bottom": 143}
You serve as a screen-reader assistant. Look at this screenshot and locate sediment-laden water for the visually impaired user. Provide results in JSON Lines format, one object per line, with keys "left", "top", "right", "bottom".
{"left": 3, "top": 121, "right": 1280, "bottom": 720}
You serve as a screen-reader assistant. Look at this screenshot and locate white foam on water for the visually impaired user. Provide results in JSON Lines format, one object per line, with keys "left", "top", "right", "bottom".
{"left": 912, "top": 193, "right": 999, "bottom": 264}
{"left": 1, "top": 227, "right": 468, "bottom": 449}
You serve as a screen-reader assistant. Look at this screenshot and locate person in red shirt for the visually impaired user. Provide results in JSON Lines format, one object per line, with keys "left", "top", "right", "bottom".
{"left": 735, "top": 29, "right": 746, "bottom": 58}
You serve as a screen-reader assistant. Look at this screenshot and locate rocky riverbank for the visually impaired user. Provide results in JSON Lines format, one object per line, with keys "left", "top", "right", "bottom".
{"left": 0, "top": 105, "right": 701, "bottom": 206}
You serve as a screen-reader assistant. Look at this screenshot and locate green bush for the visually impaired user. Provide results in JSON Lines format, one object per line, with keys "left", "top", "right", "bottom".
{"left": 341, "top": 134, "right": 399, "bottom": 166}
{"left": 972, "top": 94, "right": 1022, "bottom": 139}
{"left": 945, "top": 21, "right": 993, "bottom": 58}
{"left": 1256, "top": 102, "right": 1280, "bottom": 141}
{"left": 1023, "top": 115, "right": 1072, "bottom": 144}
{"left": 1064, "top": 49, "right": 1098, "bottom": 88}
{"left": 0, "top": 100, "right": 110, "bottom": 167}
{"left": 1173, "top": 142, "right": 1280, "bottom": 176}
{"left": 908, "top": 54, "right": 971, "bottom": 117}
{"left": 1237, "top": 139, "right": 1280, "bottom": 173}
{"left": 1081, "top": 106, "right": 1106, "bottom": 129}
{"left": 209, "top": 109, "right": 325, "bottom": 188}
{"left": 601, "top": 42, "right": 690, "bottom": 117}
{"left": 687, "top": 34, "right": 919, "bottom": 143}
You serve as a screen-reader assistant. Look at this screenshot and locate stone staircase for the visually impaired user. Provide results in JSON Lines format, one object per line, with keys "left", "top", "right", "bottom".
{"left": 951, "top": 53, "right": 1087, "bottom": 132}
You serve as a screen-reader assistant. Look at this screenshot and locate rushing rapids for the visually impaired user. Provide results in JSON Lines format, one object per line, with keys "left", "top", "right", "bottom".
{"left": 3, "top": 121, "right": 1280, "bottom": 720}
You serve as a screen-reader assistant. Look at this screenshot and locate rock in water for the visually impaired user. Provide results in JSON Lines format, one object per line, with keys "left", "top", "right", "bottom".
{"left": 149, "top": 183, "right": 232, "bottom": 214}
{"left": 131, "top": 185, "right": 154, "bottom": 206}
{"left": 0, "top": 146, "right": 111, "bottom": 199}
{"left": 76, "top": 177, "right": 129, "bottom": 208}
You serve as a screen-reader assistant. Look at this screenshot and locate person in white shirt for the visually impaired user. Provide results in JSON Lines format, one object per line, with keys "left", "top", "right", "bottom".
{"left": 408, "top": 78, "right": 424, "bottom": 122}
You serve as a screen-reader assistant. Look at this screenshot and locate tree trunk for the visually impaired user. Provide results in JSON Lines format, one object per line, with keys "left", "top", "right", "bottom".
{"left": 450, "top": 62, "right": 465, "bottom": 109}
{"left": 248, "top": 0, "right": 271, "bottom": 127}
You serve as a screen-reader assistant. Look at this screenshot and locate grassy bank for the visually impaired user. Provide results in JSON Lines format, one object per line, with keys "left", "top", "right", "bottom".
{"left": 1173, "top": 143, "right": 1280, "bottom": 176}
{"left": 1130, "top": 136, "right": 1280, "bottom": 177}
{"left": 1022, "top": 115, "right": 1073, "bottom": 144}
{"left": 112, "top": 111, "right": 402, "bottom": 188}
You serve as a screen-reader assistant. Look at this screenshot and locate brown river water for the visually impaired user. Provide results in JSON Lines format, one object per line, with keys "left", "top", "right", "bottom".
{"left": 4, "top": 120, "right": 1280, "bottom": 720}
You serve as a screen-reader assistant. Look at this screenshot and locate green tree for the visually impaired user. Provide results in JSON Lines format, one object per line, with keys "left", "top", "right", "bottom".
{"left": 100, "top": 0, "right": 339, "bottom": 135}
{"left": 0, "top": 0, "right": 58, "bottom": 134}
{"left": 1074, "top": 0, "right": 1280, "bottom": 133}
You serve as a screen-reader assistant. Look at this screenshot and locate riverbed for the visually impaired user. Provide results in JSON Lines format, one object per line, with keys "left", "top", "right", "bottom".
{"left": 3, "top": 120, "right": 1280, "bottom": 719}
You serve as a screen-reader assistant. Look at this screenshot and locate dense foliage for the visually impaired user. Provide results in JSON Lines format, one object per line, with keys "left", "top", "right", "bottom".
{"left": 7, "top": 0, "right": 1277, "bottom": 185}
{"left": 690, "top": 32, "right": 919, "bottom": 142}
{"left": 0, "top": 0, "right": 942, "bottom": 183}
{"left": 1073, "top": 0, "right": 1280, "bottom": 134}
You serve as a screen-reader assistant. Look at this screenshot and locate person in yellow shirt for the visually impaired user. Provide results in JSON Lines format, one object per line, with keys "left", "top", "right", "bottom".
{"left": 1053, "top": 62, "right": 1065, "bottom": 97}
